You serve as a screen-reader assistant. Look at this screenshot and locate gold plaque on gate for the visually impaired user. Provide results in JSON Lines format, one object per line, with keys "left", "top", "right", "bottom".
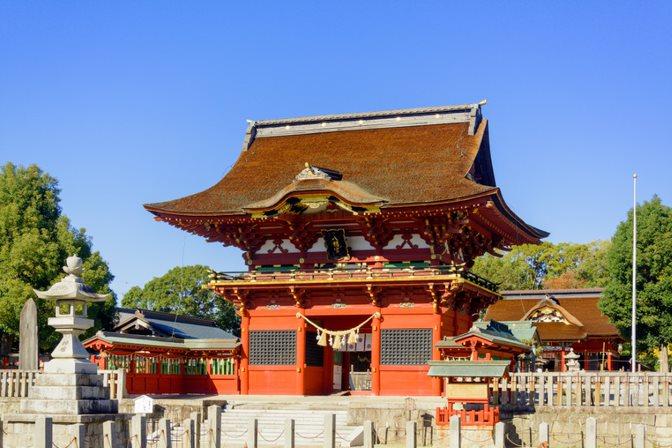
{"left": 445, "top": 383, "right": 489, "bottom": 401}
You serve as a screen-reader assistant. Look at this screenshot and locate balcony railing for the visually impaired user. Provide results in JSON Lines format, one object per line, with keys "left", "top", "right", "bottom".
{"left": 209, "top": 264, "right": 499, "bottom": 292}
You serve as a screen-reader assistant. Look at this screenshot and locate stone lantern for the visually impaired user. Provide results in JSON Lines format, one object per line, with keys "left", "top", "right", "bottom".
{"left": 33, "top": 255, "right": 109, "bottom": 375}
{"left": 565, "top": 347, "right": 581, "bottom": 372}
{"left": 19, "top": 255, "right": 118, "bottom": 417}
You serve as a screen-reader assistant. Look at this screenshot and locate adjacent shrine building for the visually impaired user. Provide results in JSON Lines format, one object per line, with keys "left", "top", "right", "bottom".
{"left": 144, "top": 102, "right": 547, "bottom": 396}
{"left": 485, "top": 288, "right": 622, "bottom": 371}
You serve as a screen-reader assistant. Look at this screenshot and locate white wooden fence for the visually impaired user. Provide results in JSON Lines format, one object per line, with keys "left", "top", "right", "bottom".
{"left": 496, "top": 371, "right": 672, "bottom": 407}
{"left": 0, "top": 369, "right": 124, "bottom": 400}
{"left": 0, "top": 370, "right": 38, "bottom": 397}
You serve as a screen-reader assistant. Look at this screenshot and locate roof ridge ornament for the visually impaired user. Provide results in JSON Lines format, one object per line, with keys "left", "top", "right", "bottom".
{"left": 294, "top": 163, "right": 332, "bottom": 182}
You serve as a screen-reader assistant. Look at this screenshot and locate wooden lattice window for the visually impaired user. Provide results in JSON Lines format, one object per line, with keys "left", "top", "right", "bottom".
{"left": 381, "top": 328, "right": 432, "bottom": 365}
{"left": 305, "top": 332, "right": 324, "bottom": 367}
{"left": 249, "top": 330, "right": 296, "bottom": 365}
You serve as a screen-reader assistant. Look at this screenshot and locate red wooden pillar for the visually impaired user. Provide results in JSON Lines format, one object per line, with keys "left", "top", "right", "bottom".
{"left": 296, "top": 311, "right": 306, "bottom": 395}
{"left": 240, "top": 311, "right": 250, "bottom": 395}
{"left": 560, "top": 350, "right": 566, "bottom": 372}
{"left": 583, "top": 351, "right": 589, "bottom": 371}
{"left": 607, "top": 352, "right": 613, "bottom": 371}
{"left": 431, "top": 313, "right": 442, "bottom": 396}
{"left": 371, "top": 312, "right": 381, "bottom": 395}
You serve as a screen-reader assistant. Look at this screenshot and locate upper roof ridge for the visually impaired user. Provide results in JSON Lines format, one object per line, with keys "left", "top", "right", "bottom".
{"left": 242, "top": 100, "right": 487, "bottom": 151}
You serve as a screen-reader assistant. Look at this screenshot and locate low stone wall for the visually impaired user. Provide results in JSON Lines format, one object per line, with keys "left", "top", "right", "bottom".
{"left": 119, "top": 396, "right": 205, "bottom": 423}
{"left": 508, "top": 407, "right": 672, "bottom": 448}
{"left": 3, "top": 414, "right": 131, "bottom": 447}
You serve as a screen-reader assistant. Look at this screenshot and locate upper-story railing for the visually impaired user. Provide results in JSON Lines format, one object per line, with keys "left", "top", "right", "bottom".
{"left": 210, "top": 264, "right": 499, "bottom": 292}
{"left": 495, "top": 371, "right": 672, "bottom": 408}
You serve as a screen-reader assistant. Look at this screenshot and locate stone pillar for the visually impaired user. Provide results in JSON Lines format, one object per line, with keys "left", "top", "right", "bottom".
{"left": 431, "top": 313, "right": 442, "bottom": 396}
{"left": 207, "top": 405, "right": 221, "bottom": 448}
{"left": 19, "top": 298, "right": 38, "bottom": 371}
{"left": 296, "top": 311, "right": 306, "bottom": 395}
{"left": 284, "top": 418, "right": 295, "bottom": 448}
{"left": 34, "top": 416, "right": 52, "bottom": 448}
{"left": 406, "top": 420, "right": 417, "bottom": 448}
{"left": 247, "top": 418, "right": 258, "bottom": 448}
{"left": 240, "top": 312, "right": 250, "bottom": 395}
{"left": 371, "top": 312, "right": 381, "bottom": 395}
{"left": 189, "top": 412, "right": 201, "bottom": 448}
{"left": 158, "top": 418, "right": 171, "bottom": 448}
{"left": 539, "top": 421, "right": 549, "bottom": 445}
{"left": 183, "top": 418, "right": 196, "bottom": 448}
{"left": 131, "top": 414, "right": 147, "bottom": 448}
{"left": 449, "top": 415, "right": 460, "bottom": 448}
{"left": 585, "top": 416, "right": 596, "bottom": 448}
{"left": 104, "top": 420, "right": 119, "bottom": 448}
{"left": 364, "top": 420, "right": 374, "bottom": 448}
{"left": 324, "top": 413, "right": 335, "bottom": 448}
{"left": 634, "top": 423, "right": 645, "bottom": 448}
{"left": 494, "top": 421, "right": 504, "bottom": 448}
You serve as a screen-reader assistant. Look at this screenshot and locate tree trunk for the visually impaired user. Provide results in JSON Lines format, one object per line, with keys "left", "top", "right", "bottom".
{"left": 660, "top": 344, "right": 669, "bottom": 373}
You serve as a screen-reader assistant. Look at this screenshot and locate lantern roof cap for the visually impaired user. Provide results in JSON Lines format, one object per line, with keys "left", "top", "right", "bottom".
{"left": 33, "top": 255, "right": 110, "bottom": 303}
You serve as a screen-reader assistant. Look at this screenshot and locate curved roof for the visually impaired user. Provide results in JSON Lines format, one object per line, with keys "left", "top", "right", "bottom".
{"left": 144, "top": 103, "right": 547, "bottom": 241}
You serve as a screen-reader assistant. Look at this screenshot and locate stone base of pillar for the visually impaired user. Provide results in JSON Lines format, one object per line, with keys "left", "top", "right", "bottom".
{"left": 20, "top": 371, "right": 117, "bottom": 415}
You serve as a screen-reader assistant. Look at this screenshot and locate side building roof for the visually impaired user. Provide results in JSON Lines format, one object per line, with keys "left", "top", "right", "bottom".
{"left": 485, "top": 288, "right": 619, "bottom": 341}
{"left": 115, "top": 308, "right": 235, "bottom": 340}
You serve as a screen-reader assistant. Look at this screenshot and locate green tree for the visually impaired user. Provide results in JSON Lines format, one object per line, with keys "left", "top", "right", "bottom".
{"left": 121, "top": 265, "right": 239, "bottom": 334}
{"left": 599, "top": 196, "right": 672, "bottom": 371}
{"left": 472, "top": 241, "right": 610, "bottom": 290}
{"left": 0, "top": 163, "right": 116, "bottom": 351}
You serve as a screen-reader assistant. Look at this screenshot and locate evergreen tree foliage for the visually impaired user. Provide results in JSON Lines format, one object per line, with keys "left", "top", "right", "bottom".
{"left": 599, "top": 196, "right": 672, "bottom": 370}
{"left": 121, "top": 265, "right": 239, "bottom": 334}
{"left": 0, "top": 163, "right": 116, "bottom": 351}
{"left": 472, "top": 241, "right": 610, "bottom": 290}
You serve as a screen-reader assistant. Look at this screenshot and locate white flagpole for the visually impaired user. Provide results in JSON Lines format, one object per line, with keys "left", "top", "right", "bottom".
{"left": 631, "top": 173, "right": 638, "bottom": 372}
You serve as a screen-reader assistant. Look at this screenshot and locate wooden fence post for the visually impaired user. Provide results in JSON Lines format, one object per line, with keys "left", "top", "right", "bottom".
{"left": 585, "top": 417, "right": 596, "bottom": 448}
{"left": 103, "top": 420, "right": 119, "bottom": 448}
{"left": 247, "top": 418, "right": 258, "bottom": 448}
{"left": 449, "top": 415, "right": 460, "bottom": 448}
{"left": 130, "top": 414, "right": 146, "bottom": 448}
{"left": 324, "top": 413, "right": 336, "bottom": 448}
{"left": 207, "top": 405, "right": 221, "bottom": 448}
{"left": 158, "top": 418, "right": 171, "bottom": 448}
{"left": 405, "top": 420, "right": 417, "bottom": 448}
{"left": 364, "top": 420, "right": 374, "bottom": 448}
{"left": 285, "top": 418, "right": 295, "bottom": 448}
{"left": 183, "top": 418, "right": 196, "bottom": 448}
{"left": 34, "top": 416, "right": 53, "bottom": 448}
{"left": 494, "top": 421, "right": 504, "bottom": 448}
{"left": 539, "top": 421, "right": 549, "bottom": 445}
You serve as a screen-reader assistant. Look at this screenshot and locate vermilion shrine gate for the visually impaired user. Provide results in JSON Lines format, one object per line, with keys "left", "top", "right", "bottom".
{"left": 144, "top": 102, "right": 547, "bottom": 396}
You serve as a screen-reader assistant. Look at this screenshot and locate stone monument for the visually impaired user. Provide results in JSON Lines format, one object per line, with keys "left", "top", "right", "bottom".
{"left": 19, "top": 298, "right": 39, "bottom": 371}
{"left": 5, "top": 255, "right": 130, "bottom": 447}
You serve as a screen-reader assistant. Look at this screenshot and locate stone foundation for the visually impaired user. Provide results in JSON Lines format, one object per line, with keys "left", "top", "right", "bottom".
{"left": 2, "top": 414, "right": 130, "bottom": 448}
{"left": 508, "top": 407, "right": 672, "bottom": 448}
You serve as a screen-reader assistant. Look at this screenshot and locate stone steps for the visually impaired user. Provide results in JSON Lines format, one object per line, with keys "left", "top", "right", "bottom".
{"left": 218, "top": 408, "right": 363, "bottom": 447}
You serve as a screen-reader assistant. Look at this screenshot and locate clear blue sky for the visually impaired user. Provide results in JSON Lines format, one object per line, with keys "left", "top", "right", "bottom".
{"left": 1, "top": 1, "right": 671, "bottom": 298}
